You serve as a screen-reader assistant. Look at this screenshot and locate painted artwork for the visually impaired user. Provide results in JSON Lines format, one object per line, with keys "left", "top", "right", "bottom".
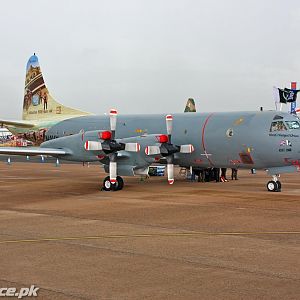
{"left": 23, "top": 54, "right": 52, "bottom": 119}
{"left": 184, "top": 98, "right": 196, "bottom": 112}
{"left": 21, "top": 54, "right": 89, "bottom": 122}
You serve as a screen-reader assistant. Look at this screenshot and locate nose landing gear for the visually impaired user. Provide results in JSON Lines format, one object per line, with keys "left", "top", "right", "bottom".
{"left": 102, "top": 176, "right": 124, "bottom": 191}
{"left": 267, "top": 175, "right": 281, "bottom": 192}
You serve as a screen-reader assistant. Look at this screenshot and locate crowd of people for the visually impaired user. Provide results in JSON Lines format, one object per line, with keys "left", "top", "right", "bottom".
{"left": 190, "top": 167, "right": 238, "bottom": 182}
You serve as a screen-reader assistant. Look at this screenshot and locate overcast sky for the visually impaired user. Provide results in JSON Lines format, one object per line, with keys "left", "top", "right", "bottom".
{"left": 1, "top": 0, "right": 300, "bottom": 118}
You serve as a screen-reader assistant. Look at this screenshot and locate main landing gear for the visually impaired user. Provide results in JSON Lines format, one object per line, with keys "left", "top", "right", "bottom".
{"left": 266, "top": 175, "right": 281, "bottom": 192}
{"left": 102, "top": 176, "right": 124, "bottom": 191}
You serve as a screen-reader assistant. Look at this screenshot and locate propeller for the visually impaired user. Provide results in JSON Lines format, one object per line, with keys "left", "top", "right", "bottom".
{"left": 110, "top": 109, "right": 117, "bottom": 139}
{"left": 84, "top": 109, "right": 140, "bottom": 184}
{"left": 145, "top": 114, "right": 194, "bottom": 184}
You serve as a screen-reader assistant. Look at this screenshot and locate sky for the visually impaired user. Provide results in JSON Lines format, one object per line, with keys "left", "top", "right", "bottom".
{"left": 1, "top": 0, "right": 300, "bottom": 118}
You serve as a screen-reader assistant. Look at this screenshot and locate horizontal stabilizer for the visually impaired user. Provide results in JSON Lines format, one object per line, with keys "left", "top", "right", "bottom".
{"left": 0, "top": 119, "right": 35, "bottom": 128}
{"left": 0, "top": 147, "right": 70, "bottom": 156}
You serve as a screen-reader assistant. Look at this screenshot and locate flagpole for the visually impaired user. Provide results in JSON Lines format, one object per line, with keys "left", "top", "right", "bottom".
{"left": 273, "top": 86, "right": 279, "bottom": 111}
{"left": 291, "top": 82, "right": 297, "bottom": 114}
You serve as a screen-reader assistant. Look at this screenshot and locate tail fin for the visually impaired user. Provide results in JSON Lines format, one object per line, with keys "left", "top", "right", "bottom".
{"left": 23, "top": 54, "right": 90, "bottom": 121}
{"left": 184, "top": 98, "right": 196, "bottom": 112}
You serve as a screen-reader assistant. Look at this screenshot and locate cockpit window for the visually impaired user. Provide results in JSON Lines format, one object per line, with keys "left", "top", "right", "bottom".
{"left": 285, "top": 120, "right": 300, "bottom": 130}
{"left": 270, "top": 121, "right": 287, "bottom": 132}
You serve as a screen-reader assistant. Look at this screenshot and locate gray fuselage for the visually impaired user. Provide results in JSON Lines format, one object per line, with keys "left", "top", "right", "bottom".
{"left": 43, "top": 111, "right": 300, "bottom": 170}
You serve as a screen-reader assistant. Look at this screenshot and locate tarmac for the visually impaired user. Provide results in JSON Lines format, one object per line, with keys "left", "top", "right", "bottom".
{"left": 0, "top": 162, "right": 299, "bottom": 299}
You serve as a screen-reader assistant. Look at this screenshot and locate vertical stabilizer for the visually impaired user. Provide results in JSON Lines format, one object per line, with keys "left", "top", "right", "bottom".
{"left": 184, "top": 98, "right": 196, "bottom": 112}
{"left": 23, "top": 54, "right": 90, "bottom": 121}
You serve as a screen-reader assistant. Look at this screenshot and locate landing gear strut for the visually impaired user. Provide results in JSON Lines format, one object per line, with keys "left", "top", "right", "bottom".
{"left": 267, "top": 175, "right": 281, "bottom": 192}
{"left": 102, "top": 176, "right": 124, "bottom": 191}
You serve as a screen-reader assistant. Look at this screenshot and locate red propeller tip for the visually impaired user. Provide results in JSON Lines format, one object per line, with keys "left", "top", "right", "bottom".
{"left": 168, "top": 179, "right": 174, "bottom": 185}
{"left": 110, "top": 179, "right": 117, "bottom": 184}
{"left": 166, "top": 115, "right": 173, "bottom": 120}
{"left": 110, "top": 109, "right": 118, "bottom": 115}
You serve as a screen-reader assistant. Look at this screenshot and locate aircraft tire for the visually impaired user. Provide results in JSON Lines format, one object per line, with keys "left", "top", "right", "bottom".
{"left": 267, "top": 180, "right": 278, "bottom": 192}
{"left": 276, "top": 181, "right": 282, "bottom": 192}
{"left": 102, "top": 176, "right": 112, "bottom": 191}
{"left": 116, "top": 176, "right": 124, "bottom": 190}
{"left": 102, "top": 176, "right": 124, "bottom": 191}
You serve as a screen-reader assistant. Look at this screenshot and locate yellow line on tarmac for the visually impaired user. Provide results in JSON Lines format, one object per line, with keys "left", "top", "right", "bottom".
{"left": 0, "top": 231, "right": 300, "bottom": 245}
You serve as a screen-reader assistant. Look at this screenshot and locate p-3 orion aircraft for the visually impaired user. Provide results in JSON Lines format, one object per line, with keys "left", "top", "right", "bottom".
{"left": 1, "top": 103, "right": 300, "bottom": 192}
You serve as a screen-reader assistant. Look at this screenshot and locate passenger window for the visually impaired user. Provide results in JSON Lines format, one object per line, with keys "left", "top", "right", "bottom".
{"left": 270, "top": 121, "right": 287, "bottom": 132}
{"left": 285, "top": 121, "right": 300, "bottom": 130}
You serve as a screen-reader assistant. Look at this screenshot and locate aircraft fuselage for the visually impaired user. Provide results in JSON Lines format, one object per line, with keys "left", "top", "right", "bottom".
{"left": 43, "top": 111, "right": 300, "bottom": 171}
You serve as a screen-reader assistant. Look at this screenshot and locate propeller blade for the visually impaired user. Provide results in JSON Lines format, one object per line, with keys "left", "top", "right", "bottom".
{"left": 145, "top": 145, "right": 161, "bottom": 155}
{"left": 165, "top": 115, "right": 173, "bottom": 139}
{"left": 109, "top": 161, "right": 117, "bottom": 184}
{"left": 124, "top": 143, "right": 140, "bottom": 152}
{"left": 180, "top": 144, "right": 195, "bottom": 153}
{"left": 84, "top": 141, "right": 103, "bottom": 151}
{"left": 110, "top": 109, "right": 117, "bottom": 139}
{"left": 167, "top": 163, "right": 174, "bottom": 184}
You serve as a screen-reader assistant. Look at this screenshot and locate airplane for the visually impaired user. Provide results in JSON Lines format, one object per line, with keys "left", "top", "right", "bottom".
{"left": 0, "top": 54, "right": 90, "bottom": 144}
{"left": 0, "top": 105, "right": 300, "bottom": 192}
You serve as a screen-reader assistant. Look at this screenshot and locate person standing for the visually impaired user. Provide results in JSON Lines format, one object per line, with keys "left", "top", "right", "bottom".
{"left": 214, "top": 168, "right": 220, "bottom": 182}
{"left": 220, "top": 168, "right": 228, "bottom": 182}
{"left": 231, "top": 168, "right": 238, "bottom": 180}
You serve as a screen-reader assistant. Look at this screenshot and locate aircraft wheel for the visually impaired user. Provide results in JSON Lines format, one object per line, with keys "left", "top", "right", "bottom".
{"left": 102, "top": 176, "right": 112, "bottom": 191}
{"left": 267, "top": 180, "right": 278, "bottom": 192}
{"left": 276, "top": 181, "right": 282, "bottom": 192}
{"left": 102, "top": 176, "right": 124, "bottom": 191}
{"left": 116, "top": 176, "right": 124, "bottom": 190}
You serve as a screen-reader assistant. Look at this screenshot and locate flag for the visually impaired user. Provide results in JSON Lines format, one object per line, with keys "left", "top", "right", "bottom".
{"left": 278, "top": 88, "right": 299, "bottom": 103}
{"left": 284, "top": 87, "right": 300, "bottom": 93}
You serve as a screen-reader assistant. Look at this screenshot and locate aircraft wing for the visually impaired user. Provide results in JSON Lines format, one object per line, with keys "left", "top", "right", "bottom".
{"left": 0, "top": 147, "right": 70, "bottom": 156}
{"left": 0, "top": 119, "right": 36, "bottom": 128}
